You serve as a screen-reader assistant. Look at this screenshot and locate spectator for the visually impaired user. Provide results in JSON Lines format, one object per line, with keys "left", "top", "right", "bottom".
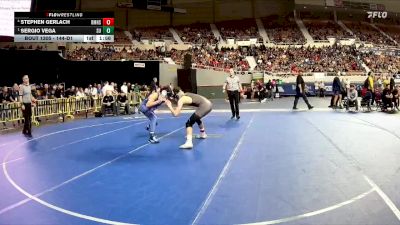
{"left": 0, "top": 86, "right": 12, "bottom": 103}
{"left": 50, "top": 85, "right": 57, "bottom": 99}
{"left": 88, "top": 84, "right": 97, "bottom": 97}
{"left": 101, "top": 91, "right": 116, "bottom": 116}
{"left": 112, "top": 82, "right": 118, "bottom": 95}
{"left": 151, "top": 77, "right": 158, "bottom": 92}
{"left": 346, "top": 84, "right": 359, "bottom": 111}
{"left": 117, "top": 92, "right": 129, "bottom": 115}
{"left": 41, "top": 84, "right": 50, "bottom": 100}
{"left": 390, "top": 74, "right": 396, "bottom": 91}
{"left": 76, "top": 87, "right": 85, "bottom": 98}
{"left": 392, "top": 85, "right": 399, "bottom": 110}
{"left": 127, "top": 82, "right": 132, "bottom": 93}
{"left": 12, "top": 84, "right": 19, "bottom": 102}
{"left": 319, "top": 81, "right": 325, "bottom": 97}
{"left": 97, "top": 84, "right": 102, "bottom": 96}
{"left": 102, "top": 81, "right": 114, "bottom": 96}
{"left": 55, "top": 84, "right": 64, "bottom": 98}
{"left": 332, "top": 76, "right": 343, "bottom": 109}
{"left": 382, "top": 84, "right": 394, "bottom": 111}
{"left": 121, "top": 82, "right": 128, "bottom": 94}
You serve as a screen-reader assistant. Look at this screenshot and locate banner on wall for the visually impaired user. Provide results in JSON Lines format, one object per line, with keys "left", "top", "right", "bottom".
{"left": 253, "top": 71, "right": 264, "bottom": 80}
{"left": 314, "top": 72, "right": 325, "bottom": 80}
{"left": 134, "top": 63, "right": 145, "bottom": 68}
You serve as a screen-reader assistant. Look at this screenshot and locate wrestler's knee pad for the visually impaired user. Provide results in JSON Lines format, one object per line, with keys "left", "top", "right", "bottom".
{"left": 186, "top": 119, "right": 194, "bottom": 128}
{"left": 186, "top": 114, "right": 197, "bottom": 128}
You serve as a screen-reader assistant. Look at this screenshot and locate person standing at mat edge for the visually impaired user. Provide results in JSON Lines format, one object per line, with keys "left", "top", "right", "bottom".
{"left": 165, "top": 87, "right": 212, "bottom": 149}
{"left": 19, "top": 75, "right": 36, "bottom": 136}
{"left": 293, "top": 73, "right": 313, "bottom": 110}
{"left": 223, "top": 68, "right": 242, "bottom": 120}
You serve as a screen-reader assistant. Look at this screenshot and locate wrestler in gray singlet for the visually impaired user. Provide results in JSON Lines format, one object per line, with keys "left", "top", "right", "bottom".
{"left": 183, "top": 93, "right": 212, "bottom": 127}
{"left": 185, "top": 93, "right": 212, "bottom": 117}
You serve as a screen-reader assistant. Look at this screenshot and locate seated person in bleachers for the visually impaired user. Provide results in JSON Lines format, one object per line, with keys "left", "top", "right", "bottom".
{"left": 392, "top": 85, "right": 399, "bottom": 110}
{"left": 101, "top": 91, "right": 116, "bottom": 116}
{"left": 117, "top": 92, "right": 129, "bottom": 115}
{"left": 346, "top": 84, "right": 359, "bottom": 111}
{"left": 382, "top": 84, "right": 393, "bottom": 111}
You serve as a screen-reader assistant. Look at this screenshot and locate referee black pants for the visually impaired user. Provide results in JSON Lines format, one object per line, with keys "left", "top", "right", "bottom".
{"left": 293, "top": 92, "right": 312, "bottom": 109}
{"left": 227, "top": 90, "right": 239, "bottom": 117}
{"left": 22, "top": 103, "right": 32, "bottom": 134}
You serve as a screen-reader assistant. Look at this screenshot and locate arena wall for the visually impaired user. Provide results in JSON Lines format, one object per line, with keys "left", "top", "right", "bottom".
{"left": 295, "top": 0, "right": 400, "bottom": 13}
{"left": 295, "top": 0, "right": 325, "bottom": 6}
{"left": 128, "top": 10, "right": 170, "bottom": 28}
{"left": 254, "top": 0, "right": 294, "bottom": 18}
{"left": 172, "top": 0, "right": 214, "bottom": 25}
{"left": 81, "top": 0, "right": 294, "bottom": 28}
{"left": 80, "top": 0, "right": 115, "bottom": 9}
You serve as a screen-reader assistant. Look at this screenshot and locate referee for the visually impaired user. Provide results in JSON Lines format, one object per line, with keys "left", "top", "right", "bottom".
{"left": 19, "top": 75, "right": 35, "bottom": 136}
{"left": 293, "top": 73, "right": 313, "bottom": 110}
{"left": 223, "top": 69, "right": 242, "bottom": 120}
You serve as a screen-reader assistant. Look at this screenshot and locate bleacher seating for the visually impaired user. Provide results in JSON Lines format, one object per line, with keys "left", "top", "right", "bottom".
{"left": 304, "top": 20, "right": 353, "bottom": 40}
{"left": 132, "top": 27, "right": 173, "bottom": 41}
{"left": 216, "top": 19, "right": 261, "bottom": 41}
{"left": 174, "top": 23, "right": 219, "bottom": 45}
{"left": 343, "top": 21, "right": 396, "bottom": 46}
{"left": 262, "top": 16, "right": 306, "bottom": 44}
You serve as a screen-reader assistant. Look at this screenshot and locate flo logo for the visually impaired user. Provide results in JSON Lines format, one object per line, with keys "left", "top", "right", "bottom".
{"left": 367, "top": 11, "right": 388, "bottom": 19}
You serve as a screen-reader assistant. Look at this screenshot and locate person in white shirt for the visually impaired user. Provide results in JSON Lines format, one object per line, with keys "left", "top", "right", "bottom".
{"left": 111, "top": 82, "right": 118, "bottom": 95}
{"left": 102, "top": 81, "right": 114, "bottom": 96}
{"left": 121, "top": 82, "right": 128, "bottom": 94}
{"left": 346, "top": 84, "right": 358, "bottom": 111}
{"left": 223, "top": 68, "right": 242, "bottom": 120}
{"left": 101, "top": 82, "right": 109, "bottom": 96}
{"left": 89, "top": 85, "right": 97, "bottom": 97}
{"left": 76, "top": 88, "right": 85, "bottom": 98}
{"left": 84, "top": 87, "right": 90, "bottom": 96}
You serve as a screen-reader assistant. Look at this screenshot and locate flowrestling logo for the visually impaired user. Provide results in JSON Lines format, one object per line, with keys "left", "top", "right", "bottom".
{"left": 367, "top": 11, "right": 388, "bottom": 19}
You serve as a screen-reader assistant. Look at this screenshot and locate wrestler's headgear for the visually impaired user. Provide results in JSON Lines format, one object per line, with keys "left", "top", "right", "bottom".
{"left": 166, "top": 87, "right": 181, "bottom": 101}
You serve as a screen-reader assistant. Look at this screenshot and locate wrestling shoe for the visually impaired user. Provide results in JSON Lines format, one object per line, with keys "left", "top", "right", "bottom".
{"left": 179, "top": 141, "right": 193, "bottom": 149}
{"left": 196, "top": 133, "right": 207, "bottom": 139}
{"left": 148, "top": 135, "right": 160, "bottom": 144}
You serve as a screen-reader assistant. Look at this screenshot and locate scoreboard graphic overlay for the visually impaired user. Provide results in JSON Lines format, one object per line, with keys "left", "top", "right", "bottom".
{"left": 14, "top": 12, "right": 115, "bottom": 42}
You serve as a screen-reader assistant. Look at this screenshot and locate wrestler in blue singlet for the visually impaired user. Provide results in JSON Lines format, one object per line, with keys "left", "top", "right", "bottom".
{"left": 139, "top": 89, "right": 166, "bottom": 143}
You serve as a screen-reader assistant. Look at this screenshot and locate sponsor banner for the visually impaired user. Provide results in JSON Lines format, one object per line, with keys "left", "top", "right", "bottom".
{"left": 134, "top": 62, "right": 145, "bottom": 68}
